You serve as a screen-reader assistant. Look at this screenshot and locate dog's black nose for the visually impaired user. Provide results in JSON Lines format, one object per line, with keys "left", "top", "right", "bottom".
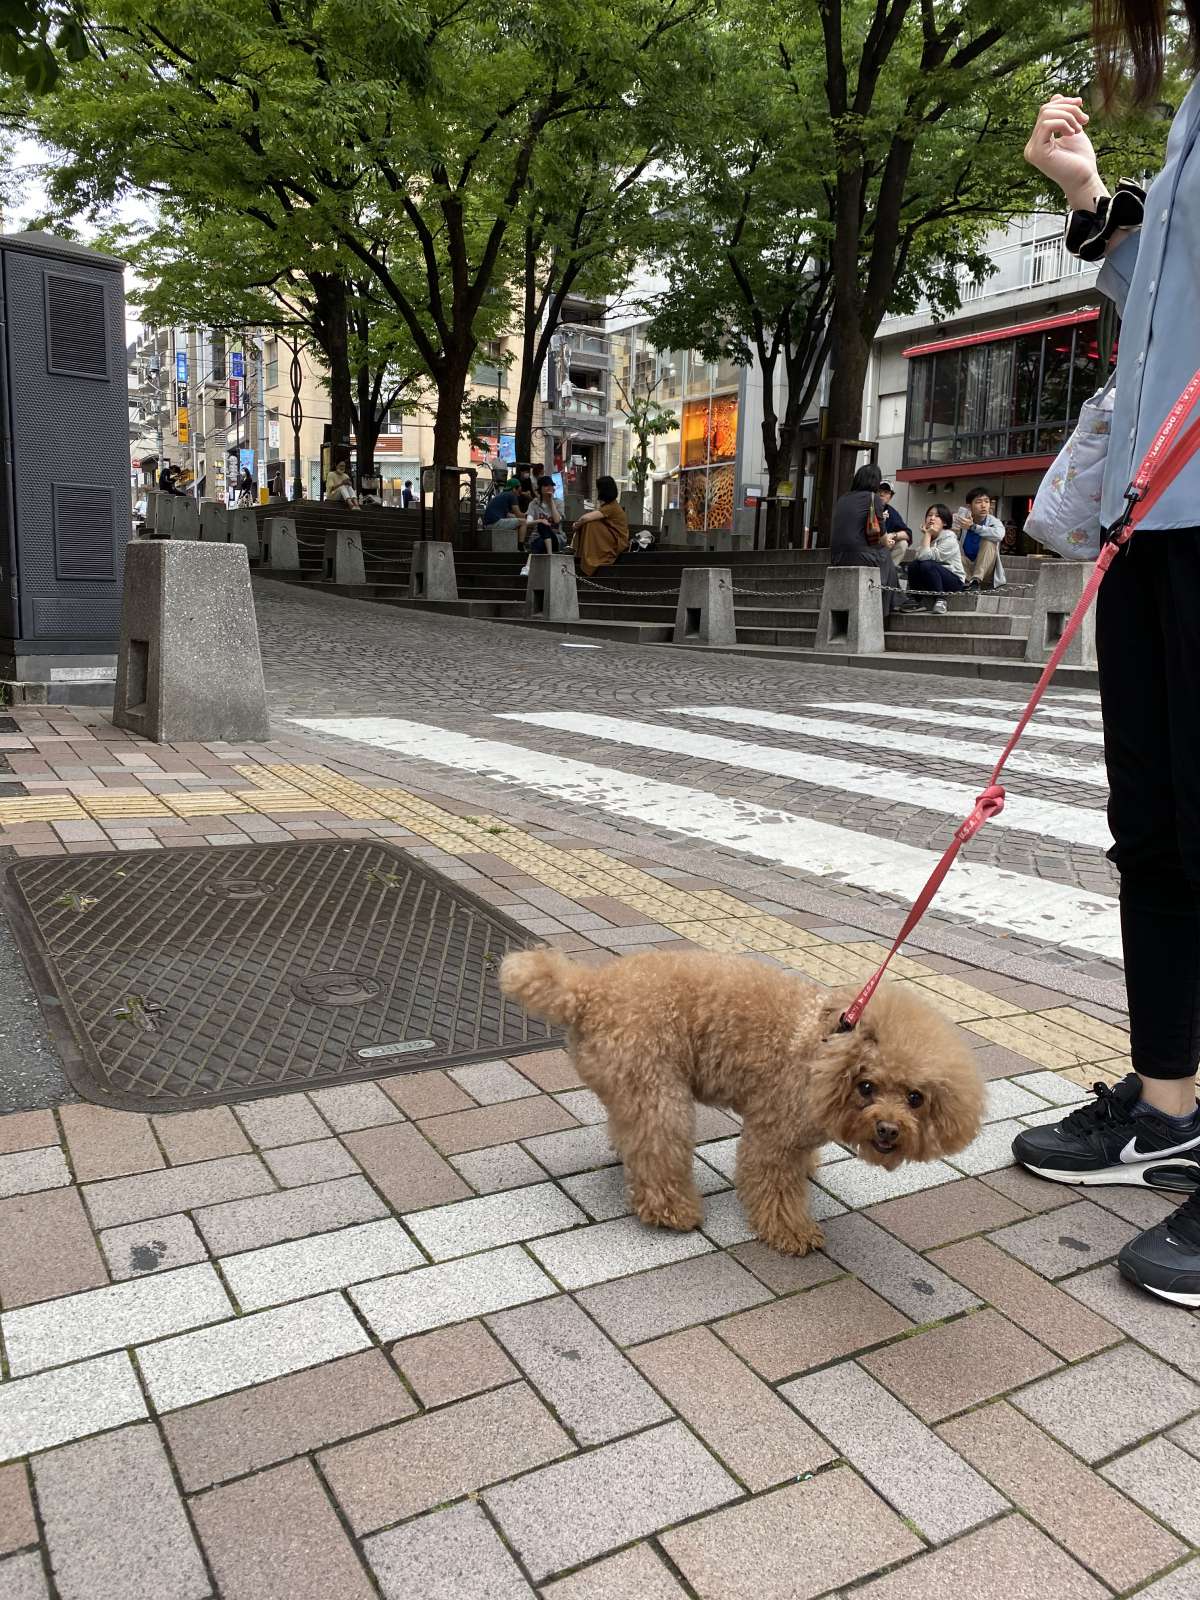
{"left": 875, "top": 1120, "right": 899, "bottom": 1144}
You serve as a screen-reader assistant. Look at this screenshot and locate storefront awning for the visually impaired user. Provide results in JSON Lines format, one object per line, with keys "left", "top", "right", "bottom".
{"left": 902, "top": 308, "right": 1098, "bottom": 361}
{"left": 895, "top": 453, "right": 1055, "bottom": 484}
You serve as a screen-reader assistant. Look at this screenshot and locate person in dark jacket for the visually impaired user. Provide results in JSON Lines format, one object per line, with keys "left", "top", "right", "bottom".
{"left": 829, "top": 463, "right": 918, "bottom": 616}
{"left": 878, "top": 482, "right": 912, "bottom": 560}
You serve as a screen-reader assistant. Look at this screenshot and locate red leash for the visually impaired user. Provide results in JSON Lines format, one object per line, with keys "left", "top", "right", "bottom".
{"left": 840, "top": 368, "right": 1200, "bottom": 1030}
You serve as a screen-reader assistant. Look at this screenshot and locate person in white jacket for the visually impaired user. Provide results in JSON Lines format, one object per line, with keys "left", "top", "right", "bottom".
{"left": 906, "top": 504, "right": 967, "bottom": 614}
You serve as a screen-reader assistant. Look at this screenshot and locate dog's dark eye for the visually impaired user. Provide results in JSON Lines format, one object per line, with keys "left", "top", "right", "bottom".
{"left": 857, "top": 1080, "right": 875, "bottom": 1100}
{"left": 907, "top": 1090, "right": 925, "bottom": 1109}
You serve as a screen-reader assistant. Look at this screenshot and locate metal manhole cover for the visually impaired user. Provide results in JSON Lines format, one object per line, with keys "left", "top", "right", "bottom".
{"left": 3, "top": 841, "right": 561, "bottom": 1112}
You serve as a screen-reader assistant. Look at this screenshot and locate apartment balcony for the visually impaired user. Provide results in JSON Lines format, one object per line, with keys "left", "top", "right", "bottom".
{"left": 560, "top": 329, "right": 613, "bottom": 372}
{"left": 545, "top": 390, "right": 609, "bottom": 441}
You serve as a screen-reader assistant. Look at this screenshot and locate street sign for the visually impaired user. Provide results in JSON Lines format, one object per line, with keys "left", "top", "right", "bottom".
{"left": 175, "top": 350, "right": 188, "bottom": 382}
{"left": 230, "top": 351, "right": 245, "bottom": 379}
{"left": 175, "top": 381, "right": 188, "bottom": 410}
{"left": 229, "top": 377, "right": 240, "bottom": 409}
{"left": 177, "top": 408, "right": 189, "bottom": 444}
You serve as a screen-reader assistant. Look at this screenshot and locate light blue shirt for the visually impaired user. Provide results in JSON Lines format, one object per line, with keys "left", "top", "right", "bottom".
{"left": 1099, "top": 77, "right": 1200, "bottom": 529}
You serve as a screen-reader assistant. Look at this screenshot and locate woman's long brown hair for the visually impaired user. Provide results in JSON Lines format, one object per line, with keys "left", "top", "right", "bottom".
{"left": 1095, "top": 0, "right": 1200, "bottom": 103}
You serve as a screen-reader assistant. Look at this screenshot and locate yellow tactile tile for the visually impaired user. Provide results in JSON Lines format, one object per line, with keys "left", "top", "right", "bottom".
{"left": 163, "top": 793, "right": 252, "bottom": 817}
{"left": 0, "top": 799, "right": 87, "bottom": 822}
{"left": 910, "top": 974, "right": 1024, "bottom": 1020}
{"left": 963, "top": 1012, "right": 1118, "bottom": 1070}
{"left": 773, "top": 947, "right": 871, "bottom": 987}
{"left": 1036, "top": 1006, "right": 1130, "bottom": 1053}
{"left": 80, "top": 796, "right": 171, "bottom": 818}
{"left": 836, "top": 942, "right": 935, "bottom": 980}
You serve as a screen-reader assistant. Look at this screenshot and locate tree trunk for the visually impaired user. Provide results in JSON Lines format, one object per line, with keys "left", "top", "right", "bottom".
{"left": 354, "top": 359, "right": 381, "bottom": 484}
{"left": 760, "top": 424, "right": 782, "bottom": 550}
{"left": 432, "top": 362, "right": 469, "bottom": 543}
{"left": 514, "top": 367, "right": 538, "bottom": 465}
{"left": 312, "top": 278, "right": 354, "bottom": 478}
{"left": 815, "top": 303, "right": 871, "bottom": 539}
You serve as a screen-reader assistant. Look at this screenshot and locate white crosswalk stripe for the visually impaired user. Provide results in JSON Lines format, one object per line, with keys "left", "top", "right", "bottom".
{"left": 296, "top": 714, "right": 1120, "bottom": 959}
{"left": 502, "top": 712, "right": 1111, "bottom": 848}
{"left": 934, "top": 697, "right": 1104, "bottom": 726}
{"left": 671, "top": 706, "right": 1108, "bottom": 788}
{"left": 811, "top": 701, "right": 1105, "bottom": 748}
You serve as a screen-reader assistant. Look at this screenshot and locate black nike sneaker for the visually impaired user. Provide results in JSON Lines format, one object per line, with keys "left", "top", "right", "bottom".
{"left": 1119, "top": 1189, "right": 1200, "bottom": 1306}
{"left": 1011, "top": 1073, "right": 1200, "bottom": 1192}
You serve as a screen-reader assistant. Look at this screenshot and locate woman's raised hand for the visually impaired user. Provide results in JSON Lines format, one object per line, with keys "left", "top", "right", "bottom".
{"left": 1024, "top": 95, "right": 1105, "bottom": 211}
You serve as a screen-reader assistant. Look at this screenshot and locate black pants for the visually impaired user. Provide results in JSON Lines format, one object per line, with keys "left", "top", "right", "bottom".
{"left": 1097, "top": 530, "right": 1200, "bottom": 1079}
{"left": 906, "top": 560, "right": 965, "bottom": 594}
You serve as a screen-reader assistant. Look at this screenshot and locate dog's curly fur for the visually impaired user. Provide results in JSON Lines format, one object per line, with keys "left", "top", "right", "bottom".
{"left": 501, "top": 947, "right": 984, "bottom": 1255}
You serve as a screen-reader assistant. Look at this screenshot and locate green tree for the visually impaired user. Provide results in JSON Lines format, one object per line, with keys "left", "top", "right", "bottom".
{"left": 0, "top": 0, "right": 85, "bottom": 94}
{"left": 794, "top": 0, "right": 1163, "bottom": 524}
{"left": 31, "top": 0, "right": 705, "bottom": 539}
{"left": 612, "top": 365, "right": 674, "bottom": 508}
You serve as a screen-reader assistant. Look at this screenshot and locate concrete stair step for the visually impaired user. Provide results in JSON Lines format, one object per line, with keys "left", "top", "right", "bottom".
{"left": 736, "top": 627, "right": 818, "bottom": 648}
{"left": 885, "top": 631, "right": 1028, "bottom": 659}
{"left": 889, "top": 612, "right": 1022, "bottom": 636}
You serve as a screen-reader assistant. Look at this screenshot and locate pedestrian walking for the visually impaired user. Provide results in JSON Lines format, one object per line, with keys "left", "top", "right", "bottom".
{"left": 829, "top": 463, "right": 918, "bottom": 616}
{"left": 236, "top": 466, "right": 255, "bottom": 506}
{"left": 1012, "top": 11, "right": 1200, "bottom": 1308}
{"left": 402, "top": 479, "right": 415, "bottom": 509}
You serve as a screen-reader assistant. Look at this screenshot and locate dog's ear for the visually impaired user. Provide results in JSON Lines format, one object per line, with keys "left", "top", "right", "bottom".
{"left": 923, "top": 1074, "right": 985, "bottom": 1156}
{"left": 802, "top": 1022, "right": 863, "bottom": 1128}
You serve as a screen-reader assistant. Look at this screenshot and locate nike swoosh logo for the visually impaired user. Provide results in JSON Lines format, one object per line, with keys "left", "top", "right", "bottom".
{"left": 1119, "top": 1133, "right": 1200, "bottom": 1163}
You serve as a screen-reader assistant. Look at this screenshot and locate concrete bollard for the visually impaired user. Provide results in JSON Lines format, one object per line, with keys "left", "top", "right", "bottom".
{"left": 713, "top": 528, "right": 753, "bottom": 553}
{"left": 261, "top": 517, "right": 300, "bottom": 571}
{"left": 661, "top": 508, "right": 688, "bottom": 547}
{"left": 484, "top": 521, "right": 520, "bottom": 553}
{"left": 229, "top": 507, "right": 261, "bottom": 562}
{"left": 1025, "top": 560, "right": 1097, "bottom": 668}
{"left": 324, "top": 529, "right": 365, "bottom": 585}
{"left": 620, "top": 490, "right": 644, "bottom": 527}
{"left": 563, "top": 492, "right": 587, "bottom": 524}
{"left": 409, "top": 541, "right": 458, "bottom": 600}
{"left": 112, "top": 541, "right": 270, "bottom": 742}
{"left": 526, "top": 553, "right": 579, "bottom": 622}
{"left": 815, "top": 566, "right": 885, "bottom": 653}
{"left": 674, "top": 568, "right": 736, "bottom": 646}
{"left": 200, "top": 501, "right": 230, "bottom": 542}
{"left": 170, "top": 497, "right": 201, "bottom": 539}
{"left": 142, "top": 489, "right": 161, "bottom": 533}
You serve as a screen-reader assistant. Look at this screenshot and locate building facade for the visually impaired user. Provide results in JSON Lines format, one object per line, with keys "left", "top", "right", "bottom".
{"left": 864, "top": 214, "right": 1107, "bottom": 545}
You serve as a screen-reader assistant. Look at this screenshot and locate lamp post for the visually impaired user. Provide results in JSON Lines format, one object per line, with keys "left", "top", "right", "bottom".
{"left": 288, "top": 337, "right": 304, "bottom": 501}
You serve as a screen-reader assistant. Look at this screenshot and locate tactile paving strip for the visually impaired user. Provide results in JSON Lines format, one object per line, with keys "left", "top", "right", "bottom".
{"left": 3, "top": 841, "right": 558, "bottom": 1111}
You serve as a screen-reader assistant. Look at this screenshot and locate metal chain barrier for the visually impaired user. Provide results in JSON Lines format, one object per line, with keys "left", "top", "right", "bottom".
{"left": 573, "top": 574, "right": 682, "bottom": 597}
{"left": 868, "top": 577, "right": 1036, "bottom": 598}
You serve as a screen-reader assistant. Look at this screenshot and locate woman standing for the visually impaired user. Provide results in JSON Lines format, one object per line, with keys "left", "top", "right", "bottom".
{"left": 906, "top": 504, "right": 967, "bottom": 614}
{"left": 829, "top": 463, "right": 917, "bottom": 617}
{"left": 1011, "top": 9, "right": 1200, "bottom": 1306}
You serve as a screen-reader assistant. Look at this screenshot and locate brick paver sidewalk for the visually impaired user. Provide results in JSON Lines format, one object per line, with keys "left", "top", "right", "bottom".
{"left": 0, "top": 700, "right": 1195, "bottom": 1597}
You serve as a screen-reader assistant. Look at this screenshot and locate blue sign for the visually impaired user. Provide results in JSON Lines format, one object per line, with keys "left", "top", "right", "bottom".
{"left": 175, "top": 350, "right": 188, "bottom": 382}
{"left": 230, "top": 351, "right": 245, "bottom": 379}
{"left": 499, "top": 433, "right": 517, "bottom": 465}
{"left": 239, "top": 449, "right": 254, "bottom": 472}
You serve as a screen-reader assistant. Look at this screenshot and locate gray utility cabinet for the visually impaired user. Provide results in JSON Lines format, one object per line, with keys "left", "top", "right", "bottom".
{"left": 0, "top": 231, "right": 130, "bottom": 699}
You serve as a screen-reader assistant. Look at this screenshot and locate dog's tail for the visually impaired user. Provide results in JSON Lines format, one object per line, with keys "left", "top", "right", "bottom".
{"left": 500, "top": 947, "right": 593, "bottom": 1026}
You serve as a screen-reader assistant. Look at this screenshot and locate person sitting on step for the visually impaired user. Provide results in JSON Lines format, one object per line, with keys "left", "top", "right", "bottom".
{"left": 905, "top": 504, "right": 967, "bottom": 615}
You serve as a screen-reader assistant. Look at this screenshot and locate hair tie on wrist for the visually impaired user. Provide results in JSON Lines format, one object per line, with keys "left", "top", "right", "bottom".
{"left": 1065, "top": 179, "right": 1147, "bottom": 261}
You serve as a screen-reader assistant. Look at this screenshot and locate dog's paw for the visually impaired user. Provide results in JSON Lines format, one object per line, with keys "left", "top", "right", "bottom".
{"left": 632, "top": 1191, "right": 703, "bottom": 1233}
{"left": 760, "top": 1220, "right": 825, "bottom": 1257}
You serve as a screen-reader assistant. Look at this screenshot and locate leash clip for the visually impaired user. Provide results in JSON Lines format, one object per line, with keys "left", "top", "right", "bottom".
{"left": 1104, "top": 484, "right": 1142, "bottom": 546}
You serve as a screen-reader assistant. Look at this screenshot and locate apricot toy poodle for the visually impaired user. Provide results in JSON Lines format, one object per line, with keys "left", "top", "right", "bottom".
{"left": 501, "top": 947, "right": 984, "bottom": 1255}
